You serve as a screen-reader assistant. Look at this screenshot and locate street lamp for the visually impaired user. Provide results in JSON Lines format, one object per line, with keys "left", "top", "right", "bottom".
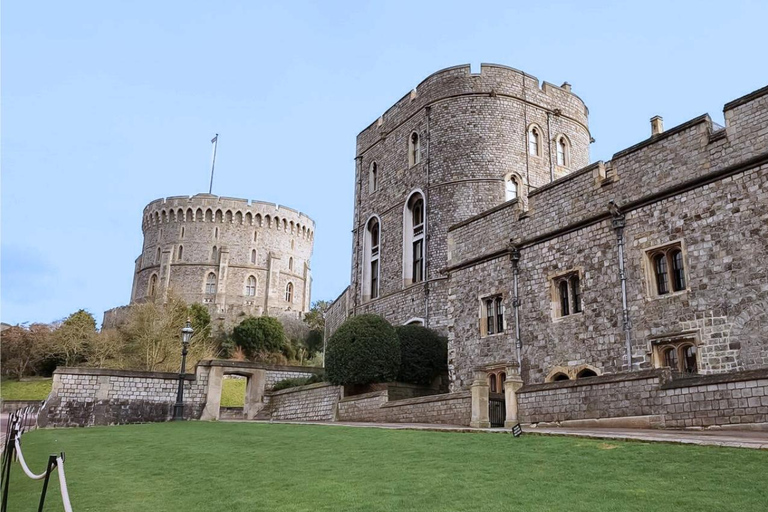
{"left": 173, "top": 320, "right": 194, "bottom": 421}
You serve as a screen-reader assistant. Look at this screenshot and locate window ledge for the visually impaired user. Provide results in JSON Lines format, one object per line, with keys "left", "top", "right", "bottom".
{"left": 647, "top": 289, "right": 689, "bottom": 301}
{"left": 552, "top": 311, "right": 584, "bottom": 323}
{"left": 480, "top": 332, "right": 508, "bottom": 339}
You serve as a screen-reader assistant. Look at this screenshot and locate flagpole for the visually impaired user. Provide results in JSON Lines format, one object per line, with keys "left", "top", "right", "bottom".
{"left": 208, "top": 134, "right": 218, "bottom": 194}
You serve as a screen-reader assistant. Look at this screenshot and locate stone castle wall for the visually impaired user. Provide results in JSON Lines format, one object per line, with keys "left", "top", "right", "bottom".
{"left": 105, "top": 193, "right": 315, "bottom": 329}
{"left": 265, "top": 383, "right": 343, "bottom": 422}
{"left": 337, "top": 390, "right": 472, "bottom": 425}
{"left": 338, "top": 64, "right": 591, "bottom": 335}
{"left": 446, "top": 86, "right": 768, "bottom": 389}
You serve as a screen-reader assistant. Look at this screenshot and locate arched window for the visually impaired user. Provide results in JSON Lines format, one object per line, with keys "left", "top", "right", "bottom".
{"left": 156, "top": 248, "right": 161, "bottom": 264}
{"left": 369, "top": 162, "right": 378, "bottom": 193}
{"left": 682, "top": 345, "right": 697, "bottom": 374}
{"left": 554, "top": 272, "right": 582, "bottom": 318}
{"left": 495, "top": 297, "right": 504, "bottom": 334}
{"left": 205, "top": 273, "right": 217, "bottom": 294}
{"left": 245, "top": 276, "right": 256, "bottom": 296}
{"left": 505, "top": 175, "right": 518, "bottom": 201}
{"left": 362, "top": 217, "right": 381, "bottom": 301}
{"left": 552, "top": 373, "right": 570, "bottom": 382}
{"left": 556, "top": 136, "right": 570, "bottom": 166}
{"left": 576, "top": 368, "right": 597, "bottom": 379}
{"left": 403, "top": 192, "right": 425, "bottom": 286}
{"left": 488, "top": 375, "right": 497, "bottom": 393}
{"left": 251, "top": 249, "right": 257, "bottom": 264}
{"left": 648, "top": 243, "right": 687, "bottom": 297}
{"left": 663, "top": 347, "right": 678, "bottom": 369}
{"left": 177, "top": 245, "right": 183, "bottom": 261}
{"left": 212, "top": 246, "right": 218, "bottom": 263}
{"left": 285, "top": 282, "right": 294, "bottom": 302}
{"left": 528, "top": 126, "right": 540, "bottom": 156}
{"left": 289, "top": 257, "right": 294, "bottom": 271}
{"left": 149, "top": 274, "right": 158, "bottom": 297}
{"left": 570, "top": 275, "right": 582, "bottom": 314}
{"left": 205, "top": 209, "right": 213, "bottom": 222}
{"left": 408, "top": 132, "right": 420, "bottom": 166}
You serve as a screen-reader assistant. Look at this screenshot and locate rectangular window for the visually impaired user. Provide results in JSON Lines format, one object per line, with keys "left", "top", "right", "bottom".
{"left": 646, "top": 242, "right": 687, "bottom": 298}
{"left": 412, "top": 239, "right": 423, "bottom": 283}
{"left": 552, "top": 271, "right": 582, "bottom": 319}
{"left": 481, "top": 295, "right": 504, "bottom": 336}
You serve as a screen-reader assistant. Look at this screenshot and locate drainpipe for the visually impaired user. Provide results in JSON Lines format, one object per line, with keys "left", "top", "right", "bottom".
{"left": 509, "top": 244, "right": 522, "bottom": 368}
{"left": 610, "top": 201, "right": 633, "bottom": 371}
{"left": 353, "top": 156, "right": 363, "bottom": 315}
{"left": 546, "top": 112, "right": 554, "bottom": 183}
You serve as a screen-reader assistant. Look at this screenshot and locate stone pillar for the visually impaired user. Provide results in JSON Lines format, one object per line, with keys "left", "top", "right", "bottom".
{"left": 200, "top": 365, "right": 224, "bottom": 421}
{"left": 503, "top": 370, "right": 524, "bottom": 428}
{"left": 470, "top": 370, "right": 490, "bottom": 428}
{"left": 243, "top": 369, "right": 266, "bottom": 420}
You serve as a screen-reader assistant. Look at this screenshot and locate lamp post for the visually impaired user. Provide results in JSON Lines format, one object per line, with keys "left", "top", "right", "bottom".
{"left": 173, "top": 320, "right": 194, "bottom": 421}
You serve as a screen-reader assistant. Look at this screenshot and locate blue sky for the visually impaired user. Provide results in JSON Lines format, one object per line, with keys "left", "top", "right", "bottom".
{"left": 2, "top": 0, "right": 766, "bottom": 326}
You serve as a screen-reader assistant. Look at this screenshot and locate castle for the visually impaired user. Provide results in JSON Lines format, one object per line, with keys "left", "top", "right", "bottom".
{"left": 103, "top": 193, "right": 315, "bottom": 328}
{"left": 326, "top": 63, "right": 768, "bottom": 403}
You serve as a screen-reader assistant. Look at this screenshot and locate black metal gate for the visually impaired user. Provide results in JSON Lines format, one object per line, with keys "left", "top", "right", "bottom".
{"left": 488, "top": 395, "right": 505, "bottom": 428}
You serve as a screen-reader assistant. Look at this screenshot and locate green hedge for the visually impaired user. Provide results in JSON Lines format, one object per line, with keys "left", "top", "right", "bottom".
{"left": 325, "top": 315, "right": 400, "bottom": 386}
{"left": 271, "top": 373, "right": 325, "bottom": 392}
{"left": 395, "top": 325, "right": 448, "bottom": 386}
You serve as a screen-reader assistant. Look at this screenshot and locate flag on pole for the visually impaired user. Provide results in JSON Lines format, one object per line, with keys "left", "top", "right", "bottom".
{"left": 209, "top": 134, "right": 219, "bottom": 194}
{"left": 211, "top": 135, "right": 218, "bottom": 144}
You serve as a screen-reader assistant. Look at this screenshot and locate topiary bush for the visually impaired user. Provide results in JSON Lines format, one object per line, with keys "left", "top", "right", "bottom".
{"left": 395, "top": 325, "right": 448, "bottom": 386}
{"left": 325, "top": 314, "right": 400, "bottom": 386}
{"left": 232, "top": 316, "right": 286, "bottom": 359}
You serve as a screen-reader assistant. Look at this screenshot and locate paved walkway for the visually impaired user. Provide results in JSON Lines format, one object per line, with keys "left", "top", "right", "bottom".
{"left": 232, "top": 419, "right": 768, "bottom": 450}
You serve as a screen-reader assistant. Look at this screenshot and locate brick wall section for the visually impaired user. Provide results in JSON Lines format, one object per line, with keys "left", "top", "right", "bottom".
{"left": 337, "top": 390, "right": 472, "bottom": 426}
{"left": 266, "top": 383, "right": 343, "bottom": 421}
{"left": 517, "top": 368, "right": 768, "bottom": 428}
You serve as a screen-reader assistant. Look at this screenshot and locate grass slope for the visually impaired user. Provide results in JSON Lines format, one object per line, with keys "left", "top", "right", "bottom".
{"left": 0, "top": 379, "right": 52, "bottom": 400}
{"left": 7, "top": 422, "right": 768, "bottom": 512}
{"left": 220, "top": 378, "right": 246, "bottom": 407}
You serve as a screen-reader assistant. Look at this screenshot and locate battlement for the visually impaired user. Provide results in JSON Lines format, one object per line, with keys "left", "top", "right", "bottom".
{"left": 358, "top": 63, "right": 589, "bottom": 150}
{"left": 141, "top": 193, "right": 315, "bottom": 236}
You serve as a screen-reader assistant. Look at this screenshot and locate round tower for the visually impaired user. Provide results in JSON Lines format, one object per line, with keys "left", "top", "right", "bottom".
{"left": 350, "top": 63, "right": 590, "bottom": 329}
{"left": 131, "top": 193, "right": 315, "bottom": 325}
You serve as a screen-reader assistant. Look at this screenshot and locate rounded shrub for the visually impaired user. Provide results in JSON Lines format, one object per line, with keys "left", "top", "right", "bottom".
{"left": 232, "top": 316, "right": 286, "bottom": 359}
{"left": 395, "top": 325, "right": 448, "bottom": 386}
{"left": 325, "top": 314, "right": 400, "bottom": 386}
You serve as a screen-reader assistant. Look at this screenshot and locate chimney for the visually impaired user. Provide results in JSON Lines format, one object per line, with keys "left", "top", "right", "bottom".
{"left": 561, "top": 82, "right": 572, "bottom": 92}
{"left": 651, "top": 116, "right": 664, "bottom": 136}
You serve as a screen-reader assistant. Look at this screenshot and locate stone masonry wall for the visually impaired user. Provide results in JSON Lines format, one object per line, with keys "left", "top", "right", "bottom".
{"left": 517, "top": 368, "right": 768, "bottom": 428}
{"left": 266, "top": 383, "right": 343, "bottom": 421}
{"left": 38, "top": 367, "right": 209, "bottom": 428}
{"left": 337, "top": 390, "right": 472, "bottom": 426}
{"left": 446, "top": 85, "right": 768, "bottom": 389}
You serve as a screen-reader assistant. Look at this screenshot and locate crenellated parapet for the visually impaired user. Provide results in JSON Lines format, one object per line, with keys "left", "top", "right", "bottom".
{"left": 141, "top": 194, "right": 315, "bottom": 241}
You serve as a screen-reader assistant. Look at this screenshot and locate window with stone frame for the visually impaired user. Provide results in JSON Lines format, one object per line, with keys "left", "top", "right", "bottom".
{"left": 556, "top": 135, "right": 570, "bottom": 167}
{"left": 148, "top": 274, "right": 158, "bottom": 297}
{"left": 408, "top": 132, "right": 421, "bottom": 167}
{"left": 245, "top": 276, "right": 256, "bottom": 296}
{"left": 369, "top": 161, "right": 378, "bottom": 193}
{"left": 487, "top": 371, "right": 506, "bottom": 393}
{"left": 205, "top": 272, "right": 217, "bottom": 295}
{"left": 646, "top": 242, "right": 687, "bottom": 297}
{"left": 285, "top": 282, "right": 294, "bottom": 302}
{"left": 653, "top": 339, "right": 698, "bottom": 374}
{"left": 552, "top": 271, "right": 582, "bottom": 319}
{"left": 505, "top": 174, "right": 519, "bottom": 202}
{"left": 480, "top": 295, "right": 505, "bottom": 336}
{"left": 251, "top": 249, "right": 257, "bottom": 264}
{"left": 528, "top": 126, "right": 541, "bottom": 156}
{"left": 363, "top": 217, "right": 381, "bottom": 301}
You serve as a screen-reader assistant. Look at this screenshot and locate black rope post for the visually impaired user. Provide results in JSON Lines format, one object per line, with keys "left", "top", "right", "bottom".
{"left": 37, "top": 455, "right": 58, "bottom": 512}
{"left": 0, "top": 418, "right": 17, "bottom": 512}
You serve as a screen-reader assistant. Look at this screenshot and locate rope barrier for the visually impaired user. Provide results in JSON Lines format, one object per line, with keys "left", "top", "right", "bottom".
{"left": 1, "top": 409, "right": 75, "bottom": 511}
{"left": 56, "top": 456, "right": 74, "bottom": 512}
{"left": 13, "top": 437, "right": 46, "bottom": 480}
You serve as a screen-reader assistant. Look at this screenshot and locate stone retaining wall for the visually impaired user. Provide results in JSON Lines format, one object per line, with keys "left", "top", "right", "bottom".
{"left": 517, "top": 368, "right": 768, "bottom": 428}
{"left": 266, "top": 383, "right": 343, "bottom": 421}
{"left": 338, "top": 390, "right": 472, "bottom": 425}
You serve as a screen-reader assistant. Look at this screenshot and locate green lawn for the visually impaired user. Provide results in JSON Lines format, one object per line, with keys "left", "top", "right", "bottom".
{"left": 7, "top": 422, "right": 768, "bottom": 512}
{"left": 0, "top": 378, "right": 52, "bottom": 400}
{"left": 220, "top": 377, "right": 246, "bottom": 407}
